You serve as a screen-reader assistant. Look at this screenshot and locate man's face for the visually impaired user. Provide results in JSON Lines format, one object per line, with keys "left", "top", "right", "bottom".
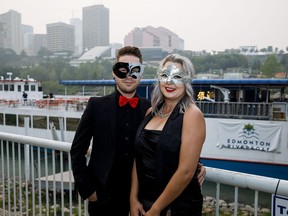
{"left": 112, "top": 55, "right": 143, "bottom": 95}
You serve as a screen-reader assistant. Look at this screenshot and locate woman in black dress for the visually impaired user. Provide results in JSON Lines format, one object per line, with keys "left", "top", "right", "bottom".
{"left": 130, "top": 54, "right": 206, "bottom": 216}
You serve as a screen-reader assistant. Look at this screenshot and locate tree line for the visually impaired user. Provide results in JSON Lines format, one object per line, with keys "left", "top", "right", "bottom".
{"left": 0, "top": 47, "right": 287, "bottom": 95}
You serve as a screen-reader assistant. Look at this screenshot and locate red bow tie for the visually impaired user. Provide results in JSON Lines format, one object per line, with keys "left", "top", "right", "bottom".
{"left": 119, "top": 95, "right": 139, "bottom": 108}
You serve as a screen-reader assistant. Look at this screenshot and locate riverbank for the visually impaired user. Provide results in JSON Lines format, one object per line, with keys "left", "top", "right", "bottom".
{"left": 1, "top": 179, "right": 272, "bottom": 215}
{"left": 0, "top": 196, "right": 271, "bottom": 216}
{"left": 203, "top": 196, "right": 271, "bottom": 216}
{"left": 202, "top": 182, "right": 272, "bottom": 215}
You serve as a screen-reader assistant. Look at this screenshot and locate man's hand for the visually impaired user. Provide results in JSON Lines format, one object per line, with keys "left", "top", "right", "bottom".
{"left": 197, "top": 163, "right": 206, "bottom": 186}
{"left": 88, "top": 191, "right": 98, "bottom": 202}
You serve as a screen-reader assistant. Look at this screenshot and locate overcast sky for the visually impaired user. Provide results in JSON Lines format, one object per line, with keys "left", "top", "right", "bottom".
{"left": 1, "top": 0, "right": 288, "bottom": 52}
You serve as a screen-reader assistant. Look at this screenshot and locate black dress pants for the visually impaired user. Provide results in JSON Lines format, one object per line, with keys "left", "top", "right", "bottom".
{"left": 88, "top": 196, "right": 129, "bottom": 216}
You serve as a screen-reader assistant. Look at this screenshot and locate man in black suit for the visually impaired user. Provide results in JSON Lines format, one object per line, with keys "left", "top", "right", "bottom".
{"left": 70, "top": 46, "right": 205, "bottom": 216}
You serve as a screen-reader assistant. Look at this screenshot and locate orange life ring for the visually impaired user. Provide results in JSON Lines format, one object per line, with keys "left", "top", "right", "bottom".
{"left": 36, "top": 100, "right": 45, "bottom": 108}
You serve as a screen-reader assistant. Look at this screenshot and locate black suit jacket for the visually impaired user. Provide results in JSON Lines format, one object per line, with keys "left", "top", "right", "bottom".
{"left": 70, "top": 92, "right": 150, "bottom": 199}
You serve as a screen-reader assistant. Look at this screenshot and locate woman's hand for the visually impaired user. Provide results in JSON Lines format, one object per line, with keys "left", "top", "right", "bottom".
{"left": 145, "top": 206, "right": 161, "bottom": 216}
{"left": 130, "top": 199, "right": 146, "bottom": 216}
{"left": 197, "top": 163, "right": 206, "bottom": 186}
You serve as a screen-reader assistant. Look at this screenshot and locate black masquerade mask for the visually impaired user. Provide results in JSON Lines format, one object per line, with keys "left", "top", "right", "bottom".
{"left": 113, "top": 62, "right": 144, "bottom": 79}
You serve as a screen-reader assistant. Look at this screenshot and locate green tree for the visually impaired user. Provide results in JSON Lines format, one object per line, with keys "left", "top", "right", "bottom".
{"left": 191, "top": 54, "right": 249, "bottom": 73}
{"left": 20, "top": 50, "right": 27, "bottom": 56}
{"left": 37, "top": 47, "right": 53, "bottom": 57}
{"left": 260, "top": 55, "right": 279, "bottom": 77}
{"left": 60, "top": 68, "right": 71, "bottom": 80}
{"left": 279, "top": 54, "right": 288, "bottom": 72}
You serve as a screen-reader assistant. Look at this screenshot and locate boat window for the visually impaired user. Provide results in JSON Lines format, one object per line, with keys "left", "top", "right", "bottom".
{"left": 5, "top": 114, "right": 16, "bottom": 126}
{"left": 33, "top": 116, "right": 47, "bottom": 129}
{"left": 4, "top": 84, "right": 8, "bottom": 91}
{"left": 0, "top": 113, "right": 3, "bottom": 125}
{"left": 31, "top": 85, "right": 36, "bottom": 91}
{"left": 10, "top": 85, "right": 14, "bottom": 91}
{"left": 66, "top": 118, "right": 80, "bottom": 131}
{"left": 0, "top": 85, "right": 2, "bottom": 91}
{"left": 49, "top": 117, "right": 61, "bottom": 130}
{"left": 17, "top": 85, "right": 21, "bottom": 92}
{"left": 24, "top": 84, "right": 29, "bottom": 91}
{"left": 18, "top": 115, "right": 31, "bottom": 127}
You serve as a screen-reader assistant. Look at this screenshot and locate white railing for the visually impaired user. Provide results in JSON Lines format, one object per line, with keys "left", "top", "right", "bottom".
{"left": 0, "top": 97, "right": 89, "bottom": 111}
{"left": 206, "top": 167, "right": 288, "bottom": 216}
{"left": 0, "top": 131, "right": 288, "bottom": 216}
{"left": 196, "top": 101, "right": 273, "bottom": 120}
{"left": 0, "top": 131, "right": 87, "bottom": 216}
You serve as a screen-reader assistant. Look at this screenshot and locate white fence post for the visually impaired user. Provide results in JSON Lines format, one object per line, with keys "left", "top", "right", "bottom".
{"left": 24, "top": 117, "right": 30, "bottom": 182}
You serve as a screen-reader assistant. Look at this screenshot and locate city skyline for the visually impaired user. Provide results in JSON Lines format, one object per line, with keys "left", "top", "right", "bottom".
{"left": 1, "top": 0, "right": 288, "bottom": 52}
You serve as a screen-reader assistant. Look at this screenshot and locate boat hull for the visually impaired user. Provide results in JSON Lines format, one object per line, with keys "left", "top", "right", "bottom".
{"left": 200, "top": 117, "right": 288, "bottom": 180}
{"left": 201, "top": 158, "right": 288, "bottom": 180}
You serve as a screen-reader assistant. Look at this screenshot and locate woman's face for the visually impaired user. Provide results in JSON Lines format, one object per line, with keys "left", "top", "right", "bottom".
{"left": 158, "top": 61, "right": 186, "bottom": 101}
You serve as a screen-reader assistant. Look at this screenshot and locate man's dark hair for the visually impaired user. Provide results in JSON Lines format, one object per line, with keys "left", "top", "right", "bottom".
{"left": 116, "top": 46, "right": 143, "bottom": 63}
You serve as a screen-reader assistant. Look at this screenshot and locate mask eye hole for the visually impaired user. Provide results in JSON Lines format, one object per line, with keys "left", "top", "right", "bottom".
{"left": 131, "top": 66, "right": 140, "bottom": 73}
{"left": 173, "top": 75, "right": 182, "bottom": 79}
{"left": 119, "top": 67, "right": 128, "bottom": 73}
{"left": 159, "top": 73, "right": 168, "bottom": 78}
{"left": 113, "top": 62, "right": 129, "bottom": 79}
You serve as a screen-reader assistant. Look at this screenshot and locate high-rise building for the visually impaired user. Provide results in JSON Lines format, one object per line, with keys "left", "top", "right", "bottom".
{"left": 124, "top": 26, "right": 184, "bottom": 53}
{"left": 22, "top": 24, "right": 34, "bottom": 56}
{"left": 70, "top": 18, "right": 83, "bottom": 56}
{"left": 82, "top": 4, "right": 109, "bottom": 51}
{"left": 0, "top": 10, "right": 23, "bottom": 54}
{"left": 34, "top": 34, "right": 47, "bottom": 56}
{"left": 46, "top": 22, "right": 74, "bottom": 54}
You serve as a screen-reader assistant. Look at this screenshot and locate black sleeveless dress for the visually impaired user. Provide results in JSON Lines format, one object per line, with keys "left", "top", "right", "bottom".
{"left": 135, "top": 106, "right": 203, "bottom": 216}
{"left": 135, "top": 128, "right": 203, "bottom": 216}
{"left": 136, "top": 129, "right": 160, "bottom": 204}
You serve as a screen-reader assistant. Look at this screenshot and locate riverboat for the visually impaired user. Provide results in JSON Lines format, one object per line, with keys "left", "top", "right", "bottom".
{"left": 60, "top": 78, "right": 288, "bottom": 180}
{"left": 1, "top": 73, "right": 288, "bottom": 180}
{"left": 0, "top": 73, "right": 88, "bottom": 142}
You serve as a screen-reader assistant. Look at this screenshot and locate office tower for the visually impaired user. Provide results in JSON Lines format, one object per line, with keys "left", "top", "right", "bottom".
{"left": 22, "top": 24, "right": 34, "bottom": 56}
{"left": 70, "top": 18, "right": 83, "bottom": 56}
{"left": 0, "top": 10, "right": 23, "bottom": 54}
{"left": 46, "top": 22, "right": 75, "bottom": 54}
{"left": 124, "top": 26, "right": 184, "bottom": 53}
{"left": 34, "top": 34, "right": 47, "bottom": 56}
{"left": 82, "top": 4, "right": 109, "bottom": 51}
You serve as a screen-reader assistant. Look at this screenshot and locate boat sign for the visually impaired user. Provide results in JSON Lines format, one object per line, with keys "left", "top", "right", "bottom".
{"left": 272, "top": 195, "right": 288, "bottom": 216}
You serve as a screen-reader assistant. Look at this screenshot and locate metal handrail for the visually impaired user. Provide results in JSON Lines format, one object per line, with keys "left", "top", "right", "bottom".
{"left": 1, "top": 131, "right": 287, "bottom": 216}
{"left": 196, "top": 101, "right": 288, "bottom": 121}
